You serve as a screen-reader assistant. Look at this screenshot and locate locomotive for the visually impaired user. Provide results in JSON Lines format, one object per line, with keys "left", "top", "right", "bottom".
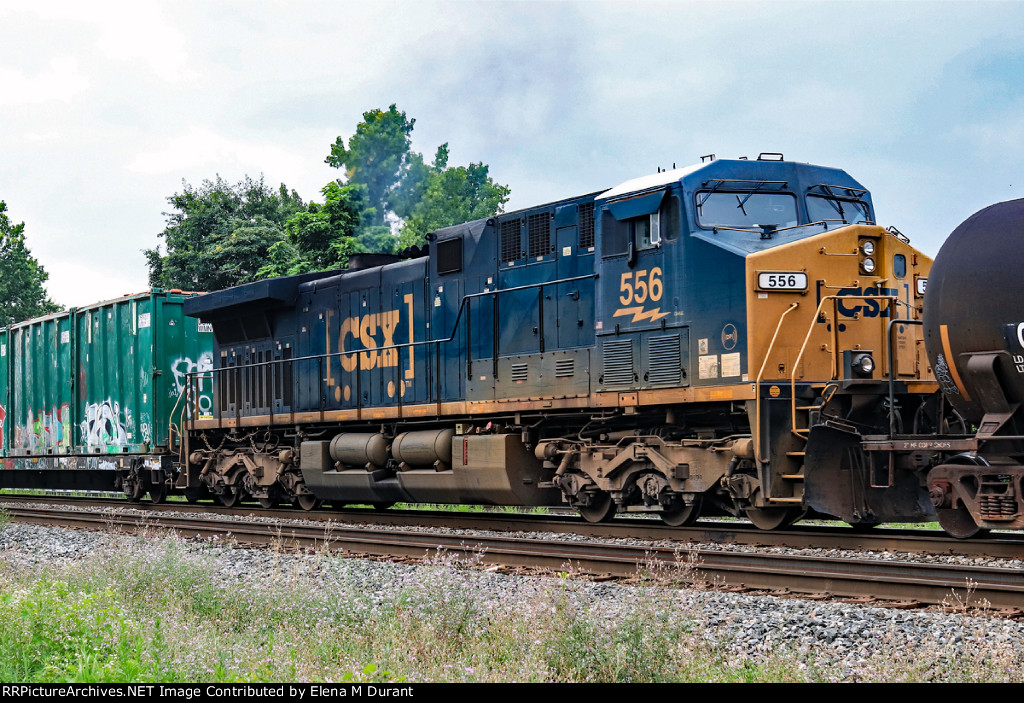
{"left": 167, "top": 153, "right": 941, "bottom": 529}
{"left": 13, "top": 154, "right": 992, "bottom": 534}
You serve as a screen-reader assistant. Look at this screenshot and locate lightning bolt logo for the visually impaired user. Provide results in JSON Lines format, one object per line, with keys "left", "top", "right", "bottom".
{"left": 613, "top": 307, "right": 670, "bottom": 323}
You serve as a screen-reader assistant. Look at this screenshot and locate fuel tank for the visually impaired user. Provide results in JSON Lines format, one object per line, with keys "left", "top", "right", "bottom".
{"left": 923, "top": 198, "right": 1024, "bottom": 423}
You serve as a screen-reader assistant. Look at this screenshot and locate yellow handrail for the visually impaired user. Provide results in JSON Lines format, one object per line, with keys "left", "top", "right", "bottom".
{"left": 753, "top": 302, "right": 800, "bottom": 465}
{"left": 788, "top": 294, "right": 897, "bottom": 439}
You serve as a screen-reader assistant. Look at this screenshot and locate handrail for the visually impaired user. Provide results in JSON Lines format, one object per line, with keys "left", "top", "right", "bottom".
{"left": 788, "top": 293, "right": 898, "bottom": 440}
{"left": 753, "top": 302, "right": 800, "bottom": 465}
{"left": 887, "top": 318, "right": 923, "bottom": 437}
{"left": 184, "top": 273, "right": 599, "bottom": 425}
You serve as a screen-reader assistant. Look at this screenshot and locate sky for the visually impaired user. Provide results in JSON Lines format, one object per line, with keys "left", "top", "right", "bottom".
{"left": 2, "top": 0, "right": 1023, "bottom": 309}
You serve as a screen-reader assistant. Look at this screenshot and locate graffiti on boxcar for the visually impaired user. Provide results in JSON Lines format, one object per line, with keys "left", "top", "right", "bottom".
{"left": 15, "top": 404, "right": 72, "bottom": 452}
{"left": 170, "top": 352, "right": 214, "bottom": 416}
{"left": 0, "top": 404, "right": 5, "bottom": 448}
{"left": 81, "top": 399, "right": 131, "bottom": 450}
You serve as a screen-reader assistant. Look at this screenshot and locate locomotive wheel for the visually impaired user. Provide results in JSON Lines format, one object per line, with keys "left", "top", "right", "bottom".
{"left": 936, "top": 506, "right": 988, "bottom": 540}
{"left": 184, "top": 487, "right": 206, "bottom": 504}
{"left": 257, "top": 497, "right": 279, "bottom": 509}
{"left": 661, "top": 495, "right": 703, "bottom": 527}
{"left": 294, "top": 494, "right": 321, "bottom": 511}
{"left": 218, "top": 489, "right": 244, "bottom": 508}
{"left": 578, "top": 492, "right": 616, "bottom": 523}
{"left": 744, "top": 506, "right": 804, "bottom": 531}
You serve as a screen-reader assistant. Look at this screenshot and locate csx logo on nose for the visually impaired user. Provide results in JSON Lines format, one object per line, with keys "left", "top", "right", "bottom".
{"left": 831, "top": 287, "right": 897, "bottom": 318}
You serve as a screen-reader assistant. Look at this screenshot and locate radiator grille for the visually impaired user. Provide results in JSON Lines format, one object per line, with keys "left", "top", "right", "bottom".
{"left": 602, "top": 340, "right": 634, "bottom": 386}
{"left": 648, "top": 334, "right": 682, "bottom": 385}
{"left": 511, "top": 363, "right": 528, "bottom": 382}
{"left": 555, "top": 358, "right": 575, "bottom": 378}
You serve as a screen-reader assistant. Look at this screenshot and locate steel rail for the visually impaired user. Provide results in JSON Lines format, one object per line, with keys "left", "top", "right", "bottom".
{"left": 5, "top": 494, "right": 1024, "bottom": 559}
{"left": 5, "top": 504, "right": 1024, "bottom": 611}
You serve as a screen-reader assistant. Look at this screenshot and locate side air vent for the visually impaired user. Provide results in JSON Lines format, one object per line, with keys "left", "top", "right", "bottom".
{"left": 500, "top": 219, "right": 522, "bottom": 263}
{"left": 648, "top": 334, "right": 682, "bottom": 385}
{"left": 436, "top": 237, "right": 462, "bottom": 275}
{"left": 511, "top": 363, "right": 528, "bottom": 382}
{"left": 603, "top": 340, "right": 634, "bottom": 387}
{"left": 579, "top": 202, "right": 595, "bottom": 249}
{"left": 555, "top": 358, "right": 575, "bottom": 378}
{"left": 528, "top": 212, "right": 551, "bottom": 258}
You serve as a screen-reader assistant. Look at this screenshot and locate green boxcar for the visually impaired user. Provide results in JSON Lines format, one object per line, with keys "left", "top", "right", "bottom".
{"left": 0, "top": 290, "right": 212, "bottom": 486}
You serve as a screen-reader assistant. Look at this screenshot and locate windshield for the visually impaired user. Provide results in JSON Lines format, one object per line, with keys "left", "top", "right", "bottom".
{"left": 806, "top": 195, "right": 872, "bottom": 224}
{"left": 696, "top": 192, "right": 798, "bottom": 230}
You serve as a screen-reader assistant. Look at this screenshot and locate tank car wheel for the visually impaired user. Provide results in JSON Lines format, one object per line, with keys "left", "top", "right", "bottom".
{"left": 123, "top": 478, "right": 145, "bottom": 503}
{"left": 936, "top": 506, "right": 989, "bottom": 540}
{"left": 744, "top": 506, "right": 804, "bottom": 531}
{"left": 184, "top": 487, "right": 206, "bottom": 504}
{"left": 149, "top": 481, "right": 167, "bottom": 505}
{"left": 661, "top": 495, "right": 703, "bottom": 527}
{"left": 294, "top": 494, "right": 322, "bottom": 511}
{"left": 257, "top": 497, "right": 279, "bottom": 509}
{"left": 218, "top": 489, "right": 244, "bottom": 508}
{"left": 371, "top": 502, "right": 395, "bottom": 511}
{"left": 578, "top": 492, "right": 616, "bottom": 523}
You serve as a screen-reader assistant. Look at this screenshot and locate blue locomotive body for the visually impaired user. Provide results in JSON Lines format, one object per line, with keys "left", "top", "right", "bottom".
{"left": 188, "top": 156, "right": 873, "bottom": 416}
{"left": 182, "top": 155, "right": 935, "bottom": 526}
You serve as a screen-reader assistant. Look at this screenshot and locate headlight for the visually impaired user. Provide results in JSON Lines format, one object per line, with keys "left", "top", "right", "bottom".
{"left": 861, "top": 240, "right": 875, "bottom": 256}
{"left": 861, "top": 257, "right": 876, "bottom": 274}
{"left": 854, "top": 353, "right": 874, "bottom": 376}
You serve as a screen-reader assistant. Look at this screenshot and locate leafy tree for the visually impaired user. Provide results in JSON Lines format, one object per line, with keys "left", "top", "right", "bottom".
{"left": 397, "top": 145, "right": 511, "bottom": 248}
{"left": 0, "top": 201, "right": 60, "bottom": 324}
{"left": 145, "top": 176, "right": 306, "bottom": 291}
{"left": 325, "top": 104, "right": 415, "bottom": 230}
{"left": 327, "top": 108, "right": 510, "bottom": 251}
{"left": 257, "top": 181, "right": 361, "bottom": 278}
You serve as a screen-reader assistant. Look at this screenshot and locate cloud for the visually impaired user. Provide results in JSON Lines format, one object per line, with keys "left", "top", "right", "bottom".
{"left": 126, "top": 126, "right": 307, "bottom": 178}
{"left": 7, "top": 1, "right": 194, "bottom": 83}
{"left": 0, "top": 58, "right": 89, "bottom": 106}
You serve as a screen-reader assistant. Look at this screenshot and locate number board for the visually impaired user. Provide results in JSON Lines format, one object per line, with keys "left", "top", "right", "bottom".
{"left": 757, "top": 272, "right": 807, "bottom": 291}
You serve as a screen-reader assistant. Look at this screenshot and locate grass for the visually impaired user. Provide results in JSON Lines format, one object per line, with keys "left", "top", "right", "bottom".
{"left": 1, "top": 522, "right": 1023, "bottom": 683}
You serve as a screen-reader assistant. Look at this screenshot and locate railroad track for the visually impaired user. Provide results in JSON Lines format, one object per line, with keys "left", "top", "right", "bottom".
{"left": 4, "top": 498, "right": 1024, "bottom": 611}
{"left": 5, "top": 492, "right": 1024, "bottom": 559}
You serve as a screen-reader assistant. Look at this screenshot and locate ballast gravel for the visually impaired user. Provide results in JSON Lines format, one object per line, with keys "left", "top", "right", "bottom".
{"left": 2, "top": 515, "right": 1024, "bottom": 682}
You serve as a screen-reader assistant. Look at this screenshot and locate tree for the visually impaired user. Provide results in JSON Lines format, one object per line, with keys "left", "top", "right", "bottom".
{"left": 0, "top": 201, "right": 60, "bottom": 324}
{"left": 325, "top": 104, "right": 415, "bottom": 230}
{"left": 145, "top": 176, "right": 306, "bottom": 291}
{"left": 397, "top": 145, "right": 511, "bottom": 248}
{"left": 326, "top": 108, "right": 510, "bottom": 252}
{"left": 257, "top": 181, "right": 361, "bottom": 278}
